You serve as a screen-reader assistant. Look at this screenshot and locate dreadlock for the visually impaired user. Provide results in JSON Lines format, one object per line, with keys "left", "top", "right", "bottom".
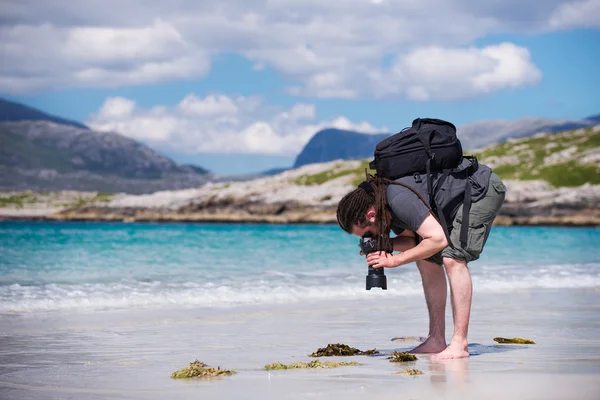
{"left": 336, "top": 170, "right": 435, "bottom": 253}
{"left": 336, "top": 171, "right": 394, "bottom": 252}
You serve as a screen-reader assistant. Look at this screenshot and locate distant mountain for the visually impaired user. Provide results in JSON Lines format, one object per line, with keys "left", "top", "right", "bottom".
{"left": 0, "top": 121, "right": 212, "bottom": 194}
{"left": 287, "top": 125, "right": 600, "bottom": 189}
{"left": 294, "top": 115, "right": 599, "bottom": 167}
{"left": 293, "top": 128, "right": 390, "bottom": 168}
{"left": 260, "top": 167, "right": 291, "bottom": 176}
{"left": 0, "top": 98, "right": 88, "bottom": 130}
{"left": 584, "top": 114, "right": 600, "bottom": 124}
{"left": 457, "top": 116, "right": 596, "bottom": 150}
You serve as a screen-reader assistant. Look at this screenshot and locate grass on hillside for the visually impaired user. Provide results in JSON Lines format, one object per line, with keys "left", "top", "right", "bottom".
{"left": 291, "top": 127, "right": 599, "bottom": 188}
{"left": 471, "top": 127, "right": 600, "bottom": 187}
{"left": 294, "top": 160, "right": 375, "bottom": 187}
{"left": 0, "top": 192, "right": 114, "bottom": 209}
{"left": 63, "top": 193, "right": 114, "bottom": 208}
{"left": 0, "top": 193, "right": 38, "bottom": 208}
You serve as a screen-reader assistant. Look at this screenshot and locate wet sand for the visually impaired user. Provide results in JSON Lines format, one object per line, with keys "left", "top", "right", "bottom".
{"left": 1, "top": 288, "right": 599, "bottom": 400}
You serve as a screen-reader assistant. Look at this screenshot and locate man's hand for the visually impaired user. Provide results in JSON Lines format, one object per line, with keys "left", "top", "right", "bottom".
{"left": 366, "top": 251, "right": 399, "bottom": 269}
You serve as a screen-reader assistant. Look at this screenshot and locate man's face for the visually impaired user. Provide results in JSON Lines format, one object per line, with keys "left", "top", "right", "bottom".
{"left": 350, "top": 207, "right": 377, "bottom": 237}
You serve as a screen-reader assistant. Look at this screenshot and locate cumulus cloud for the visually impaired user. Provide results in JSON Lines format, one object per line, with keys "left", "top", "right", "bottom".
{"left": 381, "top": 43, "right": 543, "bottom": 101}
{"left": 87, "top": 94, "right": 387, "bottom": 155}
{"left": 0, "top": 19, "right": 209, "bottom": 92}
{"left": 0, "top": 0, "right": 594, "bottom": 98}
{"left": 549, "top": 0, "right": 600, "bottom": 29}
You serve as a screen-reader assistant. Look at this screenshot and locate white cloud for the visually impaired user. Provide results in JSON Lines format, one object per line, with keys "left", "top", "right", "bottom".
{"left": 0, "top": 1, "right": 593, "bottom": 99}
{"left": 376, "top": 43, "right": 543, "bottom": 101}
{"left": 549, "top": 0, "right": 600, "bottom": 29}
{"left": 0, "top": 19, "right": 209, "bottom": 92}
{"left": 64, "top": 20, "right": 187, "bottom": 64}
{"left": 178, "top": 94, "right": 239, "bottom": 116}
{"left": 97, "top": 97, "right": 136, "bottom": 119}
{"left": 87, "top": 94, "right": 387, "bottom": 155}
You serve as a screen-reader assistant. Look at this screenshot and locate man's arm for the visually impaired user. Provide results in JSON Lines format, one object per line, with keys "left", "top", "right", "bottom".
{"left": 393, "top": 214, "right": 447, "bottom": 265}
{"left": 367, "top": 214, "right": 447, "bottom": 268}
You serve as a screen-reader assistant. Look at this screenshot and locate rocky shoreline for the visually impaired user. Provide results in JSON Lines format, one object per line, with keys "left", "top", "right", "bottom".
{"left": 1, "top": 161, "right": 599, "bottom": 227}
{"left": 2, "top": 194, "right": 599, "bottom": 227}
{"left": 2, "top": 206, "right": 599, "bottom": 226}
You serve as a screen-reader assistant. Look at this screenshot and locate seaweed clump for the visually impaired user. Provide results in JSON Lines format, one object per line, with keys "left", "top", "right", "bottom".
{"left": 391, "top": 336, "right": 427, "bottom": 343}
{"left": 265, "top": 360, "right": 359, "bottom": 370}
{"left": 394, "top": 369, "right": 424, "bottom": 376}
{"left": 493, "top": 337, "right": 536, "bottom": 344}
{"left": 387, "top": 352, "right": 418, "bottom": 363}
{"left": 309, "top": 343, "right": 379, "bottom": 357}
{"left": 171, "top": 360, "right": 235, "bottom": 379}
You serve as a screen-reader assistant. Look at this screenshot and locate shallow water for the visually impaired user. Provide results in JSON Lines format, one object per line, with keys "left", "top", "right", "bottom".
{"left": 1, "top": 222, "right": 599, "bottom": 313}
{"left": 1, "top": 222, "right": 599, "bottom": 399}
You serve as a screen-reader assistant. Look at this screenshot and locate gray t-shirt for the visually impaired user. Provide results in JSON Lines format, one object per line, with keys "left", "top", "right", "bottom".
{"left": 385, "top": 159, "right": 492, "bottom": 236}
{"left": 386, "top": 183, "right": 432, "bottom": 235}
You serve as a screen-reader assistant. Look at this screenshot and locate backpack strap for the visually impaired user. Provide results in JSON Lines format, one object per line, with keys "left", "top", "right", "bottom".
{"left": 383, "top": 155, "right": 479, "bottom": 252}
{"left": 460, "top": 179, "right": 472, "bottom": 249}
{"left": 430, "top": 169, "right": 454, "bottom": 249}
{"left": 417, "top": 128, "right": 435, "bottom": 204}
{"left": 387, "top": 180, "right": 433, "bottom": 213}
{"left": 385, "top": 178, "right": 455, "bottom": 249}
{"left": 431, "top": 155, "right": 479, "bottom": 249}
{"left": 458, "top": 155, "right": 478, "bottom": 249}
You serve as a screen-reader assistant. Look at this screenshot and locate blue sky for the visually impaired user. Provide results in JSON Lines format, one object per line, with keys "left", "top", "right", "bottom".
{"left": 1, "top": 1, "right": 599, "bottom": 175}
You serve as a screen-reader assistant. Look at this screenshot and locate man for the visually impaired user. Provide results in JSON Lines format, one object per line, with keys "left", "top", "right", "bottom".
{"left": 336, "top": 165, "right": 506, "bottom": 360}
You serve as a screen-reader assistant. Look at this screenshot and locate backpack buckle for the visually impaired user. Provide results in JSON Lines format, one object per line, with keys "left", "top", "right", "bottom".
{"left": 413, "top": 173, "right": 422, "bottom": 183}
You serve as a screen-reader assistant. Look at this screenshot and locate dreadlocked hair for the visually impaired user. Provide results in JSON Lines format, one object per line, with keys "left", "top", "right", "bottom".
{"left": 336, "top": 171, "right": 397, "bottom": 252}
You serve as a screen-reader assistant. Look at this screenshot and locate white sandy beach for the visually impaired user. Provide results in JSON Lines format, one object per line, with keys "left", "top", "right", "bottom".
{"left": 1, "top": 288, "right": 599, "bottom": 400}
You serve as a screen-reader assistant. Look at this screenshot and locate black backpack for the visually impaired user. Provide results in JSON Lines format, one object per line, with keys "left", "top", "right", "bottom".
{"left": 369, "top": 118, "right": 462, "bottom": 180}
{"left": 369, "top": 118, "right": 476, "bottom": 249}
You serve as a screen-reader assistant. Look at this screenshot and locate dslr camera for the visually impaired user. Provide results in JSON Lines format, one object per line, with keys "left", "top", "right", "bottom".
{"left": 359, "top": 233, "right": 387, "bottom": 290}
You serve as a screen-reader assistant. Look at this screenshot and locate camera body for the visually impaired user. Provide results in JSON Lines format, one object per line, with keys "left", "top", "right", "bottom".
{"left": 359, "top": 234, "right": 387, "bottom": 290}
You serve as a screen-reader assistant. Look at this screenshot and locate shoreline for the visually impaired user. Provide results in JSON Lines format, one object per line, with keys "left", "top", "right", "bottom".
{"left": 2, "top": 173, "right": 600, "bottom": 228}
{"left": 1, "top": 209, "right": 599, "bottom": 227}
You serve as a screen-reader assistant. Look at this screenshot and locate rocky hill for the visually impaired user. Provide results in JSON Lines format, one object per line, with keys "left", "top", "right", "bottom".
{"left": 294, "top": 128, "right": 389, "bottom": 168}
{"left": 458, "top": 115, "right": 599, "bottom": 150}
{"left": 0, "top": 98, "right": 88, "bottom": 129}
{"left": 293, "top": 115, "right": 600, "bottom": 167}
{"left": 0, "top": 121, "right": 212, "bottom": 194}
{"left": 472, "top": 126, "right": 600, "bottom": 187}
{"left": 2, "top": 125, "right": 599, "bottom": 226}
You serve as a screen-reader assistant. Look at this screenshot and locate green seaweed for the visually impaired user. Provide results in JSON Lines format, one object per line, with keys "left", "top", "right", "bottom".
{"left": 390, "top": 336, "right": 427, "bottom": 343}
{"left": 265, "top": 360, "right": 360, "bottom": 370}
{"left": 387, "top": 351, "right": 418, "bottom": 362}
{"left": 171, "top": 360, "right": 235, "bottom": 379}
{"left": 493, "top": 337, "right": 536, "bottom": 344}
{"left": 309, "top": 343, "right": 379, "bottom": 357}
{"left": 394, "top": 368, "right": 424, "bottom": 376}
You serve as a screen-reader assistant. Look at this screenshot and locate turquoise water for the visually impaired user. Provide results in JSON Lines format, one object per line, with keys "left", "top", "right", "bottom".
{"left": 1, "top": 221, "right": 599, "bottom": 313}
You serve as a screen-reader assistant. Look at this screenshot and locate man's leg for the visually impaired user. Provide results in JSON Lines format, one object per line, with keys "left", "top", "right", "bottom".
{"left": 432, "top": 257, "right": 471, "bottom": 359}
{"left": 409, "top": 260, "right": 448, "bottom": 353}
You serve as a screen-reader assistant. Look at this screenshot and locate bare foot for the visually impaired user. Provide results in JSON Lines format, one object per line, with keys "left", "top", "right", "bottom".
{"left": 431, "top": 340, "right": 469, "bottom": 360}
{"left": 409, "top": 336, "right": 447, "bottom": 354}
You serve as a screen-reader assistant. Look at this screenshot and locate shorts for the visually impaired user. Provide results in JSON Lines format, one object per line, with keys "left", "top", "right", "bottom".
{"left": 425, "top": 173, "right": 506, "bottom": 265}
